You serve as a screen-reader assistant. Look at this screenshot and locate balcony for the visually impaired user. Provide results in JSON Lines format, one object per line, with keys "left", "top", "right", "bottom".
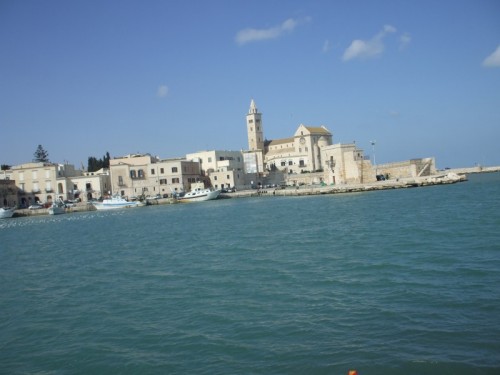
{"left": 45, "top": 188, "right": 53, "bottom": 193}
{"left": 32, "top": 189, "right": 41, "bottom": 193}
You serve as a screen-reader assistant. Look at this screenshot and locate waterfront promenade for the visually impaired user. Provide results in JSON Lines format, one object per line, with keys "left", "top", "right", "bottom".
{"left": 9, "top": 168, "right": 500, "bottom": 217}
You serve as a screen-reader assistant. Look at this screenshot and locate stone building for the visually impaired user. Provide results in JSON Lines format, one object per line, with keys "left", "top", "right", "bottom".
{"left": 321, "top": 143, "right": 374, "bottom": 185}
{"left": 0, "top": 180, "right": 18, "bottom": 207}
{"left": 245, "top": 100, "right": 334, "bottom": 175}
{"left": 0, "top": 162, "right": 84, "bottom": 207}
{"left": 376, "top": 158, "right": 437, "bottom": 179}
{"left": 244, "top": 99, "right": 436, "bottom": 186}
{"left": 109, "top": 154, "right": 203, "bottom": 198}
{"left": 70, "top": 168, "right": 111, "bottom": 201}
{"left": 185, "top": 150, "right": 247, "bottom": 191}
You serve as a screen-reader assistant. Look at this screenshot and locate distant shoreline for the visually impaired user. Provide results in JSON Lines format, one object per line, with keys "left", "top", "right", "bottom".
{"left": 8, "top": 168, "right": 500, "bottom": 217}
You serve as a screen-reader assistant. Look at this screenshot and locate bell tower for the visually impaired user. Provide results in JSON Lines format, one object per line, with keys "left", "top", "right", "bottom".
{"left": 246, "top": 99, "right": 264, "bottom": 151}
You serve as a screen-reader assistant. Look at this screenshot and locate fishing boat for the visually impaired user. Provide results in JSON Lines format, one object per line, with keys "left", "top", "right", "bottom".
{"left": 48, "top": 200, "right": 66, "bottom": 215}
{"left": 0, "top": 207, "right": 15, "bottom": 219}
{"left": 179, "top": 184, "right": 221, "bottom": 202}
{"left": 92, "top": 195, "right": 141, "bottom": 210}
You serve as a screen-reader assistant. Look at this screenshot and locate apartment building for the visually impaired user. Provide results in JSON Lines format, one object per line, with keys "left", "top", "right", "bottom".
{"left": 109, "top": 154, "right": 203, "bottom": 198}
{"left": 185, "top": 150, "right": 248, "bottom": 190}
{"left": 0, "top": 162, "right": 83, "bottom": 207}
{"left": 70, "top": 168, "right": 111, "bottom": 201}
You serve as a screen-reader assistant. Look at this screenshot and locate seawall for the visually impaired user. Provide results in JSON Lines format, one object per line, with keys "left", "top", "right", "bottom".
{"left": 223, "top": 172, "right": 469, "bottom": 199}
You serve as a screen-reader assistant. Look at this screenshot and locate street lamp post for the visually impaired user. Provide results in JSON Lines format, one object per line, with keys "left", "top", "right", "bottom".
{"left": 370, "top": 140, "right": 377, "bottom": 176}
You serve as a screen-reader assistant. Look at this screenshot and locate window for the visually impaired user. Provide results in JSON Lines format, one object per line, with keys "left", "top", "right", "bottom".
{"left": 86, "top": 183, "right": 92, "bottom": 191}
{"left": 171, "top": 178, "right": 180, "bottom": 184}
{"left": 151, "top": 169, "right": 155, "bottom": 175}
{"left": 172, "top": 167, "right": 178, "bottom": 173}
{"left": 208, "top": 157, "right": 212, "bottom": 163}
{"left": 138, "top": 169, "right": 144, "bottom": 178}
{"left": 227, "top": 175, "right": 230, "bottom": 180}
{"left": 45, "top": 170, "right": 50, "bottom": 178}
{"left": 281, "top": 161, "right": 286, "bottom": 166}
{"left": 160, "top": 168, "right": 164, "bottom": 174}
{"left": 299, "top": 160, "right": 305, "bottom": 167}
{"left": 214, "top": 176, "right": 218, "bottom": 180}
{"left": 118, "top": 176, "right": 124, "bottom": 186}
{"left": 130, "top": 170, "right": 137, "bottom": 178}
{"left": 249, "top": 119, "right": 253, "bottom": 124}
{"left": 288, "top": 161, "right": 293, "bottom": 166}
{"left": 32, "top": 171, "right": 38, "bottom": 179}
{"left": 160, "top": 179, "right": 167, "bottom": 185}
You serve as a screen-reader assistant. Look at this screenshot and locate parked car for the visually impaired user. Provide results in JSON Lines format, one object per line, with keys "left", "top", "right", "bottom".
{"left": 29, "top": 203, "right": 44, "bottom": 210}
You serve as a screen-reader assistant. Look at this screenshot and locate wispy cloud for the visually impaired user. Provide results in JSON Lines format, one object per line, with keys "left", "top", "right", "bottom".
{"left": 482, "top": 45, "right": 500, "bottom": 67}
{"left": 342, "top": 24, "right": 397, "bottom": 61}
{"left": 322, "top": 39, "right": 331, "bottom": 53}
{"left": 399, "top": 32, "right": 411, "bottom": 49}
{"left": 157, "top": 85, "right": 169, "bottom": 98}
{"left": 235, "top": 17, "right": 310, "bottom": 45}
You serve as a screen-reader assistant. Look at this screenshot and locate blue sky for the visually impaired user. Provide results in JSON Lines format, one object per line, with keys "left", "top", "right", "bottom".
{"left": 1, "top": 0, "right": 499, "bottom": 169}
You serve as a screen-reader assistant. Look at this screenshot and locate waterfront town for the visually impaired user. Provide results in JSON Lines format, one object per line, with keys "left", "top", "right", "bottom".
{"left": 0, "top": 100, "right": 491, "bottom": 213}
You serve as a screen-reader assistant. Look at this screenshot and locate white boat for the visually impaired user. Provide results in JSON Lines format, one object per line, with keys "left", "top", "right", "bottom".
{"left": 0, "top": 207, "right": 15, "bottom": 219}
{"left": 179, "top": 187, "right": 221, "bottom": 202}
{"left": 92, "top": 195, "right": 141, "bottom": 210}
{"left": 48, "top": 200, "right": 66, "bottom": 215}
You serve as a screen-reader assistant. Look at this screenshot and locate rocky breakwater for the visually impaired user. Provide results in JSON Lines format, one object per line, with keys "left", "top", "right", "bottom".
{"left": 330, "top": 172, "right": 467, "bottom": 194}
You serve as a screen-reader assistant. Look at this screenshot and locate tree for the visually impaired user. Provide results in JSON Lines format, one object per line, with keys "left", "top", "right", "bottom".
{"left": 1, "top": 164, "right": 11, "bottom": 171}
{"left": 87, "top": 152, "right": 111, "bottom": 172}
{"left": 33, "top": 145, "right": 49, "bottom": 162}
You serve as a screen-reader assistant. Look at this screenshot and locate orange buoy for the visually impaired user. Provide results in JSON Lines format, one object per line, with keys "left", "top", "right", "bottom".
{"left": 348, "top": 371, "right": 358, "bottom": 375}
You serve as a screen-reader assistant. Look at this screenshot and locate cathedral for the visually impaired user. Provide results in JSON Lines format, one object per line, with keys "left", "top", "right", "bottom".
{"left": 245, "top": 99, "right": 333, "bottom": 175}
{"left": 244, "top": 99, "right": 436, "bottom": 187}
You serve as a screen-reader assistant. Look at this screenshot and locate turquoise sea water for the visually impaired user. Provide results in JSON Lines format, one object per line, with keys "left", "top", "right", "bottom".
{"left": 1, "top": 173, "right": 500, "bottom": 375}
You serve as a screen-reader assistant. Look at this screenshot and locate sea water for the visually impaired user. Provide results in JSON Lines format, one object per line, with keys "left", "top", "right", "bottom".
{"left": 1, "top": 173, "right": 500, "bottom": 375}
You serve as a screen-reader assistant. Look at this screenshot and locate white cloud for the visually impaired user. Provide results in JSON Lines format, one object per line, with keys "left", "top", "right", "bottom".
{"left": 157, "top": 85, "right": 169, "bottom": 98}
{"left": 235, "top": 17, "right": 309, "bottom": 45}
{"left": 482, "top": 45, "right": 500, "bottom": 67}
{"left": 399, "top": 32, "right": 411, "bottom": 49}
{"left": 384, "top": 25, "right": 397, "bottom": 33}
{"left": 342, "top": 24, "right": 397, "bottom": 61}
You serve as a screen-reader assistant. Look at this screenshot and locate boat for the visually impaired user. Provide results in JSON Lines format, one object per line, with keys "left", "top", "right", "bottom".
{"left": 48, "top": 200, "right": 66, "bottom": 215}
{"left": 179, "top": 185, "right": 221, "bottom": 202}
{"left": 0, "top": 207, "right": 15, "bottom": 219}
{"left": 91, "top": 195, "right": 142, "bottom": 210}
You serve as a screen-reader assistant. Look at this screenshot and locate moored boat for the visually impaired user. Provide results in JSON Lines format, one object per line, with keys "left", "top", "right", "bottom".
{"left": 48, "top": 200, "right": 66, "bottom": 215}
{"left": 92, "top": 195, "right": 141, "bottom": 210}
{"left": 0, "top": 207, "right": 15, "bottom": 219}
{"left": 179, "top": 186, "right": 221, "bottom": 202}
